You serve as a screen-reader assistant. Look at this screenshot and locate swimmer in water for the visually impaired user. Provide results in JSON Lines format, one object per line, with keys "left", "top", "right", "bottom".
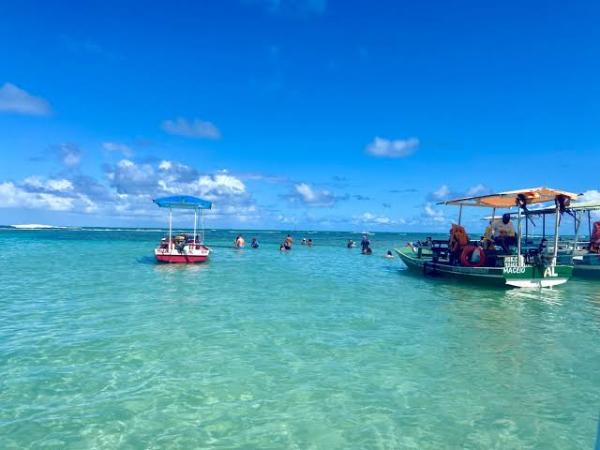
{"left": 234, "top": 235, "right": 245, "bottom": 248}
{"left": 385, "top": 250, "right": 394, "bottom": 258}
{"left": 251, "top": 237, "right": 259, "bottom": 248}
{"left": 307, "top": 239, "right": 313, "bottom": 247}
{"left": 283, "top": 234, "right": 293, "bottom": 250}
{"left": 361, "top": 235, "right": 371, "bottom": 254}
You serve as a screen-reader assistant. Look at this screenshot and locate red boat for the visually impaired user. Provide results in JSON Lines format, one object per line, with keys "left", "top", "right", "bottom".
{"left": 153, "top": 195, "right": 212, "bottom": 264}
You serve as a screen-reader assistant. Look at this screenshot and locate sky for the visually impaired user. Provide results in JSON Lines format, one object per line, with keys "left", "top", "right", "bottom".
{"left": 0, "top": 0, "right": 599, "bottom": 231}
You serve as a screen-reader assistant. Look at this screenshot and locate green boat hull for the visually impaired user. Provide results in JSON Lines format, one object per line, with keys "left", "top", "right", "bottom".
{"left": 395, "top": 247, "right": 572, "bottom": 288}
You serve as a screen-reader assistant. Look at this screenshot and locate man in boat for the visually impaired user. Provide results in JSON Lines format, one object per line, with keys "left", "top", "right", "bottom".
{"left": 491, "top": 213, "right": 516, "bottom": 253}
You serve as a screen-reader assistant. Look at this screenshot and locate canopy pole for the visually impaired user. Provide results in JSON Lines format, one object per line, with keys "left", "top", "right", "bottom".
{"left": 491, "top": 208, "right": 496, "bottom": 222}
{"left": 169, "top": 208, "right": 173, "bottom": 252}
{"left": 458, "top": 205, "right": 463, "bottom": 225}
{"left": 552, "top": 200, "right": 561, "bottom": 267}
{"left": 572, "top": 211, "right": 581, "bottom": 257}
{"left": 200, "top": 209, "right": 205, "bottom": 244}
{"left": 542, "top": 214, "right": 546, "bottom": 238}
{"left": 193, "top": 208, "right": 197, "bottom": 245}
{"left": 517, "top": 206, "right": 522, "bottom": 265}
{"left": 588, "top": 210, "right": 592, "bottom": 241}
{"left": 525, "top": 211, "right": 529, "bottom": 244}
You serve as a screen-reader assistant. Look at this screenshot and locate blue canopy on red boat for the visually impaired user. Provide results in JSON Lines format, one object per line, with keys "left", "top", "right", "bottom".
{"left": 153, "top": 195, "right": 212, "bottom": 210}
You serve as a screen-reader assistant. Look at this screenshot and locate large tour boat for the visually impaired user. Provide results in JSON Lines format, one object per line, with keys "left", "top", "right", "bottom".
{"left": 153, "top": 195, "right": 212, "bottom": 263}
{"left": 396, "top": 187, "right": 579, "bottom": 288}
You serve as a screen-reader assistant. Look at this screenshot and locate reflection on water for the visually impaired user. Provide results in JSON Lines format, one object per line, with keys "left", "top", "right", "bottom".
{"left": 503, "top": 286, "right": 565, "bottom": 305}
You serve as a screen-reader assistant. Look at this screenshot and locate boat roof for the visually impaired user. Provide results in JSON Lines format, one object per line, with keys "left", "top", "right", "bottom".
{"left": 439, "top": 187, "right": 579, "bottom": 208}
{"left": 153, "top": 195, "right": 212, "bottom": 210}
{"left": 485, "top": 200, "right": 600, "bottom": 218}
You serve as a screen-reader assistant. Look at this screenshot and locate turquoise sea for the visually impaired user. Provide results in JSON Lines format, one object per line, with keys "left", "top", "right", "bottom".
{"left": 0, "top": 228, "right": 599, "bottom": 449}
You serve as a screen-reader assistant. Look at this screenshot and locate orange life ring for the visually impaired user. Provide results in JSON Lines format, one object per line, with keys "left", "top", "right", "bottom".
{"left": 460, "top": 245, "right": 486, "bottom": 267}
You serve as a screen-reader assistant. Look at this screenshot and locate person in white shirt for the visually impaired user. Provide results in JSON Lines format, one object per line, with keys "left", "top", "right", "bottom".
{"left": 492, "top": 214, "right": 516, "bottom": 253}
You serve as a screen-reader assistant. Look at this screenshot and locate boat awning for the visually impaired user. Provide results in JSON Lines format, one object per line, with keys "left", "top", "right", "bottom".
{"left": 439, "top": 187, "right": 579, "bottom": 208}
{"left": 153, "top": 195, "right": 212, "bottom": 210}
{"left": 485, "top": 200, "right": 600, "bottom": 218}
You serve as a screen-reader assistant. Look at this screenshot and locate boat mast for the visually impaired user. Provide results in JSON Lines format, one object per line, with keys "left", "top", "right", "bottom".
{"left": 551, "top": 198, "right": 561, "bottom": 267}
{"left": 458, "top": 205, "right": 463, "bottom": 225}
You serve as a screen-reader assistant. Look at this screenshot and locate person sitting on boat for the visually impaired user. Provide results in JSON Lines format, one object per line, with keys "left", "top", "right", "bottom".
{"left": 235, "top": 235, "right": 245, "bottom": 248}
{"left": 491, "top": 214, "right": 516, "bottom": 253}
{"left": 590, "top": 221, "right": 600, "bottom": 253}
{"left": 251, "top": 237, "right": 259, "bottom": 248}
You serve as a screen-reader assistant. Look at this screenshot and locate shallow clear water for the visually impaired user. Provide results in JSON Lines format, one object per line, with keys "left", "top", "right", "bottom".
{"left": 0, "top": 229, "right": 599, "bottom": 449}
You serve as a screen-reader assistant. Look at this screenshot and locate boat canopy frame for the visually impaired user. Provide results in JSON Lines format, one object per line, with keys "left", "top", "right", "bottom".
{"left": 153, "top": 195, "right": 213, "bottom": 248}
{"left": 438, "top": 187, "right": 580, "bottom": 269}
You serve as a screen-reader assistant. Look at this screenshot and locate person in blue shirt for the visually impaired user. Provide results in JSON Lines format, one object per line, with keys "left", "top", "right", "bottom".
{"left": 251, "top": 237, "right": 259, "bottom": 248}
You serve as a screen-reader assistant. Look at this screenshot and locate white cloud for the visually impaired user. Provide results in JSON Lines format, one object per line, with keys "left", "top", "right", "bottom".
{"left": 102, "top": 142, "right": 133, "bottom": 157}
{"left": 161, "top": 117, "right": 221, "bottom": 139}
{"left": 0, "top": 83, "right": 51, "bottom": 116}
{"left": 0, "top": 182, "right": 73, "bottom": 211}
{"left": 23, "top": 176, "right": 74, "bottom": 192}
{"left": 423, "top": 203, "right": 446, "bottom": 223}
{"left": 465, "top": 184, "right": 489, "bottom": 197}
{"left": 430, "top": 184, "right": 490, "bottom": 201}
{"left": 579, "top": 190, "right": 600, "bottom": 203}
{"left": 291, "top": 183, "right": 338, "bottom": 206}
{"left": 432, "top": 184, "right": 450, "bottom": 200}
{"left": 365, "top": 136, "right": 419, "bottom": 158}
{"left": 296, "top": 183, "right": 317, "bottom": 202}
{"left": 58, "top": 143, "right": 82, "bottom": 167}
{"left": 158, "top": 160, "right": 172, "bottom": 171}
{"left": 354, "top": 212, "right": 396, "bottom": 225}
{"left": 195, "top": 173, "right": 246, "bottom": 199}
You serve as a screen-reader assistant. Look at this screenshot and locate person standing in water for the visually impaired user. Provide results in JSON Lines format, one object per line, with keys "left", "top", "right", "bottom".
{"left": 234, "top": 235, "right": 245, "bottom": 248}
{"left": 251, "top": 237, "right": 259, "bottom": 248}
{"left": 361, "top": 234, "right": 371, "bottom": 254}
{"left": 283, "top": 234, "right": 293, "bottom": 250}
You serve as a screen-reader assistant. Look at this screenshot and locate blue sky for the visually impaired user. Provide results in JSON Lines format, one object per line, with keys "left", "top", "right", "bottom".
{"left": 0, "top": 0, "right": 599, "bottom": 231}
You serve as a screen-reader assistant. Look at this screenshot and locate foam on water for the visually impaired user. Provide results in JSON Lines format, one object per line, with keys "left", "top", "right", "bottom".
{"left": 0, "top": 229, "right": 599, "bottom": 449}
